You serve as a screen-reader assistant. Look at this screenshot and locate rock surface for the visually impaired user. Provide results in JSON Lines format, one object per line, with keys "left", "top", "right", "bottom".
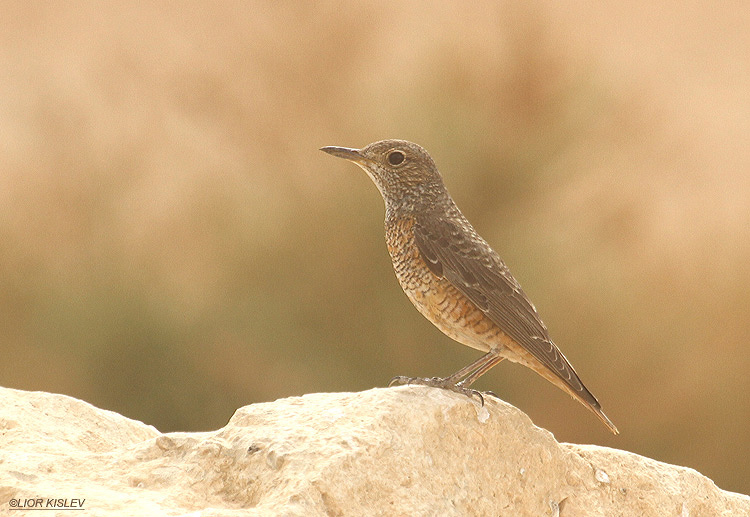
{"left": 0, "top": 386, "right": 747, "bottom": 516}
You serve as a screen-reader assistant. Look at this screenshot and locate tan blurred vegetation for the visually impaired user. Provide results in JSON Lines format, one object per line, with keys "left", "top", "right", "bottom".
{"left": 1, "top": 1, "right": 748, "bottom": 494}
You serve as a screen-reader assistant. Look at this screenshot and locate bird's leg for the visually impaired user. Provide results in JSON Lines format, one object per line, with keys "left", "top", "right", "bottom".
{"left": 455, "top": 349, "right": 505, "bottom": 388}
{"left": 389, "top": 349, "right": 505, "bottom": 404}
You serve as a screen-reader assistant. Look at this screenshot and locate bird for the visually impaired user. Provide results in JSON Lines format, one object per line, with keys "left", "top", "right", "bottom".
{"left": 320, "top": 139, "right": 618, "bottom": 434}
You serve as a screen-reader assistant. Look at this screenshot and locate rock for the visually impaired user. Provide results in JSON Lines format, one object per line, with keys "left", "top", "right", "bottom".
{"left": 0, "top": 386, "right": 747, "bottom": 516}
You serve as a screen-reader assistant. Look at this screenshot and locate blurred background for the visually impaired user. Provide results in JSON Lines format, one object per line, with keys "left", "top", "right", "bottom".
{"left": 1, "top": 1, "right": 748, "bottom": 494}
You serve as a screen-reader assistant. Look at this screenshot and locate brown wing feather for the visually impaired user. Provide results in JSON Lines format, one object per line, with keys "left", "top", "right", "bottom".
{"left": 413, "top": 215, "right": 601, "bottom": 409}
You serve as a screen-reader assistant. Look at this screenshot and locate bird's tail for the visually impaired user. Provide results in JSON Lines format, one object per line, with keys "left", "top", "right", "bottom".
{"left": 534, "top": 362, "right": 619, "bottom": 435}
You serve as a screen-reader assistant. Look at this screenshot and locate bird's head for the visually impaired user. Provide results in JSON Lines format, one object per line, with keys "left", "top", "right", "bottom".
{"left": 321, "top": 139, "right": 447, "bottom": 212}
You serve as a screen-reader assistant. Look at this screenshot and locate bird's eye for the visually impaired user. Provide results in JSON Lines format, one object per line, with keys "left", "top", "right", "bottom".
{"left": 387, "top": 150, "right": 405, "bottom": 166}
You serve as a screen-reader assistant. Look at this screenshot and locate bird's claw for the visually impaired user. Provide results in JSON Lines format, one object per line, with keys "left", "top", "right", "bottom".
{"left": 389, "top": 376, "right": 485, "bottom": 406}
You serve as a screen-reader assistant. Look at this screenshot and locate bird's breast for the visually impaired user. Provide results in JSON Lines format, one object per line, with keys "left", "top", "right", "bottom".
{"left": 384, "top": 216, "right": 508, "bottom": 353}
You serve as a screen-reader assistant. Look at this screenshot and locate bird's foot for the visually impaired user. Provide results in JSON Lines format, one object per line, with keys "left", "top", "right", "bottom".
{"left": 389, "top": 375, "right": 485, "bottom": 405}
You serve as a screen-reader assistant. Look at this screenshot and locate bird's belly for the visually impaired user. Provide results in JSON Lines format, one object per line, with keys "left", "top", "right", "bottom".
{"left": 385, "top": 217, "right": 511, "bottom": 353}
{"left": 404, "top": 272, "right": 509, "bottom": 352}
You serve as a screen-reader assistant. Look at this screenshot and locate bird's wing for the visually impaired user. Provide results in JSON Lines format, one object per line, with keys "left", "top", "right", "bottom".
{"left": 413, "top": 215, "right": 599, "bottom": 406}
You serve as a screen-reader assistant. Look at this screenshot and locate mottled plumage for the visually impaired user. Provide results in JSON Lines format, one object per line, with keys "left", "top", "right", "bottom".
{"left": 321, "top": 139, "right": 618, "bottom": 434}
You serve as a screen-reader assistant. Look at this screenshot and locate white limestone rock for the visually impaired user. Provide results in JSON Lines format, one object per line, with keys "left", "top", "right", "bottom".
{"left": 0, "top": 386, "right": 747, "bottom": 516}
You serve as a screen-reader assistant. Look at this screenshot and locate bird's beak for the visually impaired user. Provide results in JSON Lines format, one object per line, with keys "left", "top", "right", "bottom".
{"left": 320, "top": 146, "right": 366, "bottom": 164}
